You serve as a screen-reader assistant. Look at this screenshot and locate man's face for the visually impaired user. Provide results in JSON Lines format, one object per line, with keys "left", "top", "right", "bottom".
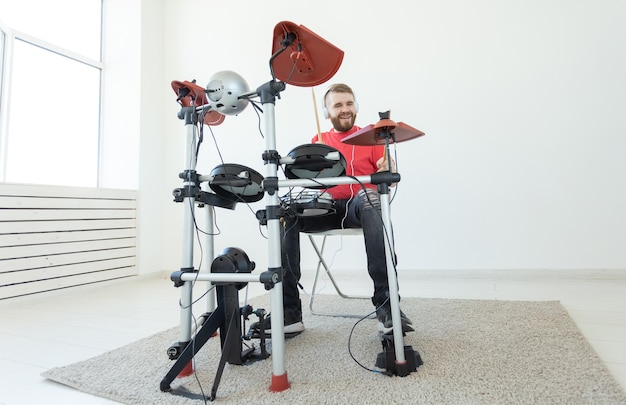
{"left": 325, "top": 91, "right": 357, "bottom": 132}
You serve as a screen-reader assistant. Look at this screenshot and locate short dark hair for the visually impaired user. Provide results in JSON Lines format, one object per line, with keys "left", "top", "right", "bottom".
{"left": 323, "top": 83, "right": 355, "bottom": 107}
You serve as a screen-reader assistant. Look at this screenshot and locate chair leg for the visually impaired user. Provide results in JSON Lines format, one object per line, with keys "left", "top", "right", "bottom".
{"left": 307, "top": 234, "right": 370, "bottom": 318}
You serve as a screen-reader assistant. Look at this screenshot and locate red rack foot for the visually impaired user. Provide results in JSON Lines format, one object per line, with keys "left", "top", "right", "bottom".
{"left": 269, "top": 372, "right": 290, "bottom": 392}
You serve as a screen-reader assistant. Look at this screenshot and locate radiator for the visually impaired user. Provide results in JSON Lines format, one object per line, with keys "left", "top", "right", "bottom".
{"left": 0, "top": 183, "right": 138, "bottom": 300}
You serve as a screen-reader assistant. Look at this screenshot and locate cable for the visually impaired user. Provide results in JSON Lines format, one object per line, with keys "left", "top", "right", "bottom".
{"left": 283, "top": 43, "right": 302, "bottom": 85}
{"left": 192, "top": 205, "right": 222, "bottom": 238}
{"left": 389, "top": 143, "right": 400, "bottom": 204}
{"left": 346, "top": 301, "right": 393, "bottom": 376}
{"left": 177, "top": 283, "right": 216, "bottom": 310}
{"left": 205, "top": 123, "right": 263, "bottom": 218}
{"left": 189, "top": 311, "right": 209, "bottom": 404}
{"left": 341, "top": 145, "right": 357, "bottom": 229}
{"left": 249, "top": 100, "right": 264, "bottom": 138}
{"left": 350, "top": 175, "right": 399, "bottom": 270}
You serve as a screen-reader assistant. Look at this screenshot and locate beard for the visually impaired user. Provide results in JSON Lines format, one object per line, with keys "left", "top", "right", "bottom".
{"left": 330, "top": 114, "right": 356, "bottom": 132}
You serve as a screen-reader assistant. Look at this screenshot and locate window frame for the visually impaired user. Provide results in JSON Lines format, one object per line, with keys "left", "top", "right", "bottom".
{"left": 0, "top": 4, "right": 104, "bottom": 186}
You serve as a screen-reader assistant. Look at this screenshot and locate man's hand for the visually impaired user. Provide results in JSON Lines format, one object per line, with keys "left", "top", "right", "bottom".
{"left": 376, "top": 155, "right": 396, "bottom": 173}
{"left": 376, "top": 155, "right": 397, "bottom": 187}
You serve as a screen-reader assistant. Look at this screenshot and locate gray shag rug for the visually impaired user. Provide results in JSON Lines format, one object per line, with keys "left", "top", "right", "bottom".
{"left": 43, "top": 295, "right": 626, "bottom": 404}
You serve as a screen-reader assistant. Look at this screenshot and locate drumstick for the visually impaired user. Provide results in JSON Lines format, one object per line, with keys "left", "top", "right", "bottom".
{"left": 311, "top": 88, "right": 323, "bottom": 143}
{"left": 382, "top": 148, "right": 389, "bottom": 170}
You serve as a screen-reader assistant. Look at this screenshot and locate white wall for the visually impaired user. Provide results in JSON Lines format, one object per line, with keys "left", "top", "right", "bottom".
{"left": 100, "top": 0, "right": 141, "bottom": 190}
{"left": 130, "top": 0, "right": 626, "bottom": 275}
{"left": 101, "top": 0, "right": 174, "bottom": 278}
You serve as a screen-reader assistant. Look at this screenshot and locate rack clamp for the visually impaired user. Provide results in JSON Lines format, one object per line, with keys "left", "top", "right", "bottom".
{"left": 170, "top": 267, "right": 197, "bottom": 287}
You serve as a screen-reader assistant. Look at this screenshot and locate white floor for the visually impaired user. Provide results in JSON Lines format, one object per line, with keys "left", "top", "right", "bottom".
{"left": 0, "top": 268, "right": 625, "bottom": 404}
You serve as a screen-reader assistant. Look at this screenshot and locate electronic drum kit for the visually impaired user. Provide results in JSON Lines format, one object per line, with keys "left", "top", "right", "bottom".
{"left": 161, "top": 20, "right": 425, "bottom": 399}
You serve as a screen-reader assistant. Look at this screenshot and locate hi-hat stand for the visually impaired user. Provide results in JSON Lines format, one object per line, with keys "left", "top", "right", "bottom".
{"left": 343, "top": 111, "right": 424, "bottom": 375}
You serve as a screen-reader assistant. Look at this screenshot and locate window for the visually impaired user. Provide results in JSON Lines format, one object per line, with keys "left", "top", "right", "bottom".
{"left": 0, "top": 0, "right": 102, "bottom": 187}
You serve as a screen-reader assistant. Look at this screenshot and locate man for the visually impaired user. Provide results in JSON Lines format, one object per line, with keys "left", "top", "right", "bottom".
{"left": 254, "top": 83, "right": 413, "bottom": 336}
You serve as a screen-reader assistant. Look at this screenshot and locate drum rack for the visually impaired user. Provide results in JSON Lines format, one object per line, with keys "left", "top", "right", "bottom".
{"left": 159, "top": 103, "right": 278, "bottom": 401}
{"left": 159, "top": 22, "right": 421, "bottom": 401}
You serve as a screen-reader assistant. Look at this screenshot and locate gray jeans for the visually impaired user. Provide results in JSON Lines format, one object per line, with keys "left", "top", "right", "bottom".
{"left": 280, "top": 188, "right": 396, "bottom": 310}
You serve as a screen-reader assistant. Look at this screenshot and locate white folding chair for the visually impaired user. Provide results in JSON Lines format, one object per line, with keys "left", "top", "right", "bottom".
{"left": 305, "top": 228, "right": 372, "bottom": 318}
